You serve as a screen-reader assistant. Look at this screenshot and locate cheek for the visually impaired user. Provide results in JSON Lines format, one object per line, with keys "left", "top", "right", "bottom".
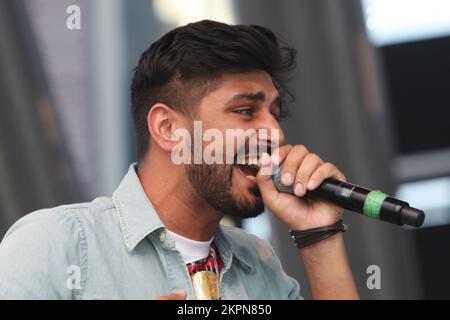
{"left": 194, "top": 114, "right": 260, "bottom": 164}
{"left": 199, "top": 122, "right": 233, "bottom": 162}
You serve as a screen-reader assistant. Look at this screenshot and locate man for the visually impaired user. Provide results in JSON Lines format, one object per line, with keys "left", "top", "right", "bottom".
{"left": 0, "top": 20, "right": 358, "bottom": 299}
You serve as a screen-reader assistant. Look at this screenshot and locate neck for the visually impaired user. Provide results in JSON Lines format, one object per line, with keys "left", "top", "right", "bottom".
{"left": 137, "top": 153, "right": 223, "bottom": 242}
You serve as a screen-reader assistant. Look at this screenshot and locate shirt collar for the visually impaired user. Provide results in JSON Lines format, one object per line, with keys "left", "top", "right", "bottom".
{"left": 215, "top": 227, "right": 255, "bottom": 273}
{"left": 112, "top": 163, "right": 254, "bottom": 273}
{"left": 112, "top": 163, "right": 165, "bottom": 252}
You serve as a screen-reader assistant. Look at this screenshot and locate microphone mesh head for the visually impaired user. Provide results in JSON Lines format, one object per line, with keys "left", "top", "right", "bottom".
{"left": 272, "top": 166, "right": 294, "bottom": 194}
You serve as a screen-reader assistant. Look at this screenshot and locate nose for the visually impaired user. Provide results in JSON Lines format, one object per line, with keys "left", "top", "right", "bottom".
{"left": 255, "top": 112, "right": 285, "bottom": 153}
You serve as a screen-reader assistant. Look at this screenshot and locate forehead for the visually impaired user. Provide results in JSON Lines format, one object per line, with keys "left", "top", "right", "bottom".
{"left": 208, "top": 71, "right": 279, "bottom": 100}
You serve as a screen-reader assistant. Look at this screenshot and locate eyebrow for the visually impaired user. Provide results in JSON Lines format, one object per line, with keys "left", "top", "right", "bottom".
{"left": 227, "top": 91, "right": 281, "bottom": 107}
{"left": 228, "top": 91, "right": 266, "bottom": 103}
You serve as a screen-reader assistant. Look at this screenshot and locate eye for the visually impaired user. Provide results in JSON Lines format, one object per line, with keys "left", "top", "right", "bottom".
{"left": 234, "top": 107, "right": 254, "bottom": 117}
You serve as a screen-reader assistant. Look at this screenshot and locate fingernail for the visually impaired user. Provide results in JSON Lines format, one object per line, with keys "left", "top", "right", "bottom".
{"left": 260, "top": 153, "right": 271, "bottom": 166}
{"left": 294, "top": 183, "right": 304, "bottom": 196}
{"left": 282, "top": 172, "right": 293, "bottom": 186}
{"left": 307, "top": 179, "right": 317, "bottom": 190}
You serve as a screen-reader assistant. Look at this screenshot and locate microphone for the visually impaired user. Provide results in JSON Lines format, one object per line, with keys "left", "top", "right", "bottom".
{"left": 272, "top": 166, "right": 425, "bottom": 227}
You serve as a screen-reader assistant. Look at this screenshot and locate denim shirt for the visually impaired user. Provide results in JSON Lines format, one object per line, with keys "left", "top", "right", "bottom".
{"left": 0, "top": 164, "right": 301, "bottom": 300}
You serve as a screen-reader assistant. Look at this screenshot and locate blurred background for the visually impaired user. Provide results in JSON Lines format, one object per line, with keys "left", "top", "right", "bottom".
{"left": 0, "top": 0, "right": 449, "bottom": 299}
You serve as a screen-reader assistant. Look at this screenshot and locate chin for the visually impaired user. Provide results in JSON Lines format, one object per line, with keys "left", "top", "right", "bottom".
{"left": 228, "top": 190, "right": 264, "bottom": 219}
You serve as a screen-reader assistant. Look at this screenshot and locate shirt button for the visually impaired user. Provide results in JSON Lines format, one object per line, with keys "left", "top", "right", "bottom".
{"left": 159, "top": 231, "right": 166, "bottom": 242}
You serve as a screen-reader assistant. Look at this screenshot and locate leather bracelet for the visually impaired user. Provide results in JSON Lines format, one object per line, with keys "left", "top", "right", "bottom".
{"left": 289, "top": 219, "right": 348, "bottom": 249}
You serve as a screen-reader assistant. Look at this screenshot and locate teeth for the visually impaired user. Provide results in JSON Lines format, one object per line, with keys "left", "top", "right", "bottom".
{"left": 246, "top": 175, "right": 256, "bottom": 181}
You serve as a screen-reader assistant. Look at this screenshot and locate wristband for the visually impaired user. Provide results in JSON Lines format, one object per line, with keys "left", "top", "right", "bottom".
{"left": 289, "top": 219, "right": 347, "bottom": 249}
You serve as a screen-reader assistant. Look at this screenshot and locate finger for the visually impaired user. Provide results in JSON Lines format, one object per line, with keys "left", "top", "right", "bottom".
{"left": 256, "top": 152, "right": 280, "bottom": 209}
{"left": 270, "top": 144, "right": 292, "bottom": 167}
{"left": 307, "top": 162, "right": 347, "bottom": 191}
{"left": 293, "top": 153, "right": 323, "bottom": 196}
{"left": 154, "top": 289, "right": 187, "bottom": 300}
{"left": 256, "top": 145, "right": 297, "bottom": 209}
{"left": 279, "top": 145, "right": 309, "bottom": 187}
{"left": 257, "top": 144, "right": 291, "bottom": 178}
{"left": 256, "top": 153, "right": 277, "bottom": 194}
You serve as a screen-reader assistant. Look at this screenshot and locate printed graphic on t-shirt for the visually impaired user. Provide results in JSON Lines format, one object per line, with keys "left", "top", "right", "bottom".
{"left": 186, "top": 244, "right": 224, "bottom": 300}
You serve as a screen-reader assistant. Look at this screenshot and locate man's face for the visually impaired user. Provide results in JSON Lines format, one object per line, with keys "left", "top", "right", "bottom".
{"left": 184, "top": 71, "right": 285, "bottom": 219}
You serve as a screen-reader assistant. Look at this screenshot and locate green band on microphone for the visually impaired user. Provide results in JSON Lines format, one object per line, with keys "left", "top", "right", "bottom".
{"left": 363, "top": 190, "right": 388, "bottom": 219}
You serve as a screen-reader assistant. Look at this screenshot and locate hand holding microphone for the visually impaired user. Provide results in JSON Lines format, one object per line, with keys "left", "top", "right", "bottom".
{"left": 256, "top": 145, "right": 349, "bottom": 232}
{"left": 255, "top": 145, "right": 424, "bottom": 233}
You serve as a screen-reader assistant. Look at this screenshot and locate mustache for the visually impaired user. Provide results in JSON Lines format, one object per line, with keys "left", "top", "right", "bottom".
{"left": 234, "top": 140, "right": 273, "bottom": 165}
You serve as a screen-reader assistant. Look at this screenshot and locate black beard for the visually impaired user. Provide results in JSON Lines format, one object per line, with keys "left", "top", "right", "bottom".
{"left": 185, "top": 163, "right": 264, "bottom": 219}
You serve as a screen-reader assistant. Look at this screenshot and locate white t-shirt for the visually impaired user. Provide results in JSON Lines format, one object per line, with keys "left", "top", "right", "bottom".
{"left": 166, "top": 229, "right": 214, "bottom": 264}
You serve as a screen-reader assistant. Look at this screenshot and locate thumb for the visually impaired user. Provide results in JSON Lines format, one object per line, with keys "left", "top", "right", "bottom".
{"left": 256, "top": 153, "right": 279, "bottom": 207}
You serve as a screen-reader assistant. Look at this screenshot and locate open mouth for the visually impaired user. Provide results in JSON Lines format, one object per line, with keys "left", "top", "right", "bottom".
{"left": 233, "top": 150, "right": 264, "bottom": 182}
{"left": 233, "top": 157, "right": 260, "bottom": 184}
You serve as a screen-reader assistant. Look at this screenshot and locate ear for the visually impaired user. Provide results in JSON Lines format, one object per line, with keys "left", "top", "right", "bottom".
{"left": 147, "top": 103, "right": 184, "bottom": 152}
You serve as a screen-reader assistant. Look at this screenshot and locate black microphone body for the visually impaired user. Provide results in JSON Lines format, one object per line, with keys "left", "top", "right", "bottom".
{"left": 272, "top": 166, "right": 425, "bottom": 227}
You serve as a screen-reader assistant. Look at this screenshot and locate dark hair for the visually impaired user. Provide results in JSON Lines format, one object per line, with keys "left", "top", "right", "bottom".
{"left": 131, "top": 20, "right": 296, "bottom": 160}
